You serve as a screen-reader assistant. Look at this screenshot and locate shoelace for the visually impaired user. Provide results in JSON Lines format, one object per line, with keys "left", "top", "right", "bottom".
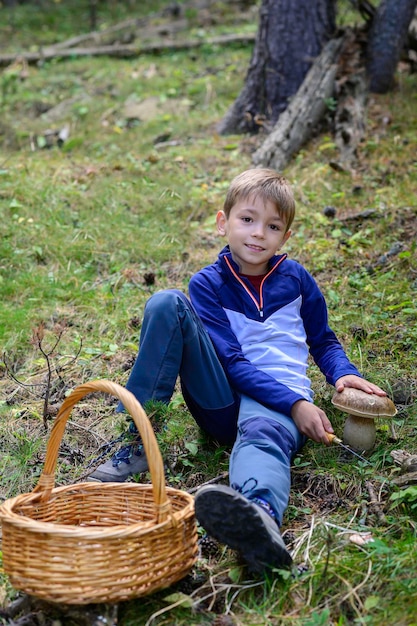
{"left": 112, "top": 441, "right": 143, "bottom": 467}
{"left": 232, "top": 478, "right": 277, "bottom": 521}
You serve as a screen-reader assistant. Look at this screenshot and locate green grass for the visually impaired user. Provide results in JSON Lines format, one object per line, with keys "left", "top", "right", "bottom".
{"left": 1, "top": 1, "right": 417, "bottom": 624}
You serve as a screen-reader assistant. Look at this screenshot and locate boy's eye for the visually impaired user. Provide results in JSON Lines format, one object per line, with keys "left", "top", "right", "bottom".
{"left": 242, "top": 217, "right": 252, "bottom": 223}
{"left": 269, "top": 224, "right": 280, "bottom": 231}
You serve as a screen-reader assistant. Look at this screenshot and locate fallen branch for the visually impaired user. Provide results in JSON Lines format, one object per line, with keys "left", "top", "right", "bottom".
{"left": 43, "top": 19, "right": 190, "bottom": 55}
{"left": 338, "top": 208, "right": 379, "bottom": 221}
{"left": 393, "top": 471, "right": 417, "bottom": 487}
{"left": 41, "top": 0, "right": 252, "bottom": 52}
{"left": 333, "top": 29, "right": 369, "bottom": 167}
{"left": 252, "top": 36, "right": 344, "bottom": 171}
{"left": 0, "top": 33, "right": 255, "bottom": 68}
{"left": 44, "top": 16, "right": 149, "bottom": 51}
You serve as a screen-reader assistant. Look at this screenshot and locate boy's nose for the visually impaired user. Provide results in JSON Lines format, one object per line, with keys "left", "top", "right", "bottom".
{"left": 253, "top": 225, "right": 266, "bottom": 238}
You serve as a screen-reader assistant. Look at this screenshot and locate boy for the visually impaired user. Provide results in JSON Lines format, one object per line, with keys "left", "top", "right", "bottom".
{"left": 89, "top": 169, "right": 386, "bottom": 573}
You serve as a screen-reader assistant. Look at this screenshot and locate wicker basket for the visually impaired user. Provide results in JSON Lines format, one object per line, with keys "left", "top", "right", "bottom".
{"left": 0, "top": 380, "right": 198, "bottom": 604}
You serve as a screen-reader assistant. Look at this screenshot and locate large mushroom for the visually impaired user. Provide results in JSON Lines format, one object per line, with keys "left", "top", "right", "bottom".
{"left": 331, "top": 388, "right": 397, "bottom": 451}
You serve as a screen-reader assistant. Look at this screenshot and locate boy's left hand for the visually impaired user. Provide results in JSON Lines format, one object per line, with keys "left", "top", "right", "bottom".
{"left": 334, "top": 375, "right": 387, "bottom": 396}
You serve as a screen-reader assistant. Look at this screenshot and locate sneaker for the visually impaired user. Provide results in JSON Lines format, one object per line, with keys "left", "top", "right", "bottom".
{"left": 194, "top": 484, "right": 292, "bottom": 574}
{"left": 87, "top": 441, "right": 149, "bottom": 482}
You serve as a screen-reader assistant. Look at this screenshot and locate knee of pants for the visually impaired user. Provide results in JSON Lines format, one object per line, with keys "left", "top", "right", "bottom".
{"left": 144, "top": 289, "right": 188, "bottom": 316}
{"left": 238, "top": 416, "right": 296, "bottom": 459}
{"left": 182, "top": 385, "right": 238, "bottom": 445}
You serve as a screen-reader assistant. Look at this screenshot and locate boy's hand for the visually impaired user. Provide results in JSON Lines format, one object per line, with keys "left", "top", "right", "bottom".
{"left": 335, "top": 374, "right": 387, "bottom": 396}
{"left": 291, "top": 400, "right": 333, "bottom": 445}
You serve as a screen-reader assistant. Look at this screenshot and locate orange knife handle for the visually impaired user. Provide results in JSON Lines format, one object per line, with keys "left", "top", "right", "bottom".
{"left": 326, "top": 433, "right": 342, "bottom": 445}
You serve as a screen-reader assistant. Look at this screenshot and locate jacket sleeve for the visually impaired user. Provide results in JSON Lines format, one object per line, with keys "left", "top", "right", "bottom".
{"left": 189, "top": 271, "right": 308, "bottom": 416}
{"left": 299, "top": 268, "right": 362, "bottom": 384}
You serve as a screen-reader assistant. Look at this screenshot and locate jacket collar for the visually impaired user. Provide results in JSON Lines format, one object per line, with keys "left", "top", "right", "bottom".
{"left": 218, "top": 245, "right": 287, "bottom": 274}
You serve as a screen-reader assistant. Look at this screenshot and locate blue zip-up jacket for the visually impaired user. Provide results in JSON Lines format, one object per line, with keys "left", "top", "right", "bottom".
{"left": 188, "top": 246, "right": 361, "bottom": 418}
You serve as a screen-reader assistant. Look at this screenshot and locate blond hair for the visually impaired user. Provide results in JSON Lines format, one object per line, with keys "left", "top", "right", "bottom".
{"left": 223, "top": 168, "right": 295, "bottom": 230}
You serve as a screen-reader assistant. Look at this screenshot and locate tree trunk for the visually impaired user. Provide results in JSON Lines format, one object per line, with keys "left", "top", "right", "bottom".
{"left": 366, "top": 0, "right": 417, "bottom": 92}
{"left": 217, "top": 0, "right": 337, "bottom": 135}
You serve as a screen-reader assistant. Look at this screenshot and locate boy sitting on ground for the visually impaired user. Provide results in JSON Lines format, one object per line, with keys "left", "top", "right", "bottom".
{"left": 89, "top": 169, "right": 387, "bottom": 573}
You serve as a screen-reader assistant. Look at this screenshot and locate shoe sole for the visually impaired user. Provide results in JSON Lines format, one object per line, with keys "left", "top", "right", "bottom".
{"left": 194, "top": 485, "right": 292, "bottom": 572}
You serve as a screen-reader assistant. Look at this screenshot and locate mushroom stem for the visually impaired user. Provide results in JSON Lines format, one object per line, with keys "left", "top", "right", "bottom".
{"left": 343, "top": 414, "right": 376, "bottom": 451}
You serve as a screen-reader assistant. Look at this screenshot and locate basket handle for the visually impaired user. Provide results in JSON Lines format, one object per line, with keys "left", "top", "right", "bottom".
{"left": 33, "top": 380, "right": 172, "bottom": 523}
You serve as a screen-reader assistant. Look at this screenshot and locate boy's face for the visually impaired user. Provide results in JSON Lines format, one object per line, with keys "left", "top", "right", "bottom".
{"left": 216, "top": 194, "right": 291, "bottom": 275}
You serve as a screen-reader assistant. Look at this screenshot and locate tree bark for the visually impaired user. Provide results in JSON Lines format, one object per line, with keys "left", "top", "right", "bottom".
{"left": 217, "top": 0, "right": 337, "bottom": 135}
{"left": 366, "top": 0, "right": 417, "bottom": 92}
{"left": 252, "top": 37, "right": 343, "bottom": 171}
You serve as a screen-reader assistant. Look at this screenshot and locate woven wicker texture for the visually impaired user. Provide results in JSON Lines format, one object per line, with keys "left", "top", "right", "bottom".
{"left": 0, "top": 380, "right": 198, "bottom": 604}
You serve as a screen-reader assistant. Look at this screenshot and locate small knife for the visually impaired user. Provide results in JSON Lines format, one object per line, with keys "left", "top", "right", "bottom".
{"left": 326, "top": 433, "right": 371, "bottom": 464}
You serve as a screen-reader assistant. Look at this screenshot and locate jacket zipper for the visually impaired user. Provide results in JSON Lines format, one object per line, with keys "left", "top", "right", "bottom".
{"left": 224, "top": 254, "right": 287, "bottom": 318}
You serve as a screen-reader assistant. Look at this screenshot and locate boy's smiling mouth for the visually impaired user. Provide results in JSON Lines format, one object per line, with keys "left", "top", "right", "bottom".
{"left": 246, "top": 244, "right": 265, "bottom": 251}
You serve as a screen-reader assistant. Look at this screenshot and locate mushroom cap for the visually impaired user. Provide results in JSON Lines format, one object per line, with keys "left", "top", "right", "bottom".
{"left": 331, "top": 388, "right": 397, "bottom": 419}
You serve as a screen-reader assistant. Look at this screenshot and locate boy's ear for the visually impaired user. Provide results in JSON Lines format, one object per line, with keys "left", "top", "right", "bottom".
{"left": 216, "top": 210, "right": 227, "bottom": 235}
